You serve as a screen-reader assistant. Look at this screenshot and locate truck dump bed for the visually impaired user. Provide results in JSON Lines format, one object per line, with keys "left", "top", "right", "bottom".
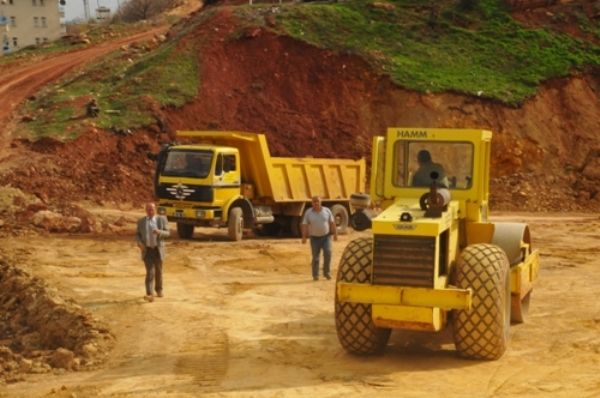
{"left": 177, "top": 131, "right": 365, "bottom": 202}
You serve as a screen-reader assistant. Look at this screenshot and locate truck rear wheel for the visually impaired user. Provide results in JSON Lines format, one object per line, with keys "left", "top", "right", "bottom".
{"left": 452, "top": 243, "right": 510, "bottom": 360}
{"left": 228, "top": 207, "right": 243, "bottom": 241}
{"left": 330, "top": 204, "right": 349, "bottom": 235}
{"left": 335, "top": 237, "right": 390, "bottom": 355}
{"left": 177, "top": 223, "right": 194, "bottom": 239}
{"left": 289, "top": 216, "right": 302, "bottom": 237}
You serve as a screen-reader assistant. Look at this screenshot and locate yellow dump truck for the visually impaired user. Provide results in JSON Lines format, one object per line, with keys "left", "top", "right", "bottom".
{"left": 154, "top": 131, "right": 366, "bottom": 241}
{"left": 335, "top": 128, "right": 540, "bottom": 360}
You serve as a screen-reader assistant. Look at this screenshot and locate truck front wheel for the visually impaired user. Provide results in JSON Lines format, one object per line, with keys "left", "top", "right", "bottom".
{"left": 335, "top": 237, "right": 390, "bottom": 355}
{"left": 177, "top": 223, "right": 194, "bottom": 239}
{"left": 452, "top": 243, "right": 510, "bottom": 360}
{"left": 228, "top": 207, "right": 243, "bottom": 241}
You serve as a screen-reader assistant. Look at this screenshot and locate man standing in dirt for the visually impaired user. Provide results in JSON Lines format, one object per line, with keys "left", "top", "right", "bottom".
{"left": 301, "top": 196, "right": 337, "bottom": 281}
{"left": 136, "top": 202, "right": 170, "bottom": 302}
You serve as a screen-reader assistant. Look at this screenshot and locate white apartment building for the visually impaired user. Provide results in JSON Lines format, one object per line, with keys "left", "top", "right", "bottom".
{"left": 0, "top": 0, "right": 65, "bottom": 55}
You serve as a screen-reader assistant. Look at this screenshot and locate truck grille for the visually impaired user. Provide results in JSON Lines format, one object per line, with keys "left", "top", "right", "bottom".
{"left": 157, "top": 183, "right": 213, "bottom": 202}
{"left": 372, "top": 235, "right": 435, "bottom": 287}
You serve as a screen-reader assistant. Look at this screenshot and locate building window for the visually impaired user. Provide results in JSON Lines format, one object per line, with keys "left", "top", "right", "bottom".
{"left": 12, "top": 37, "right": 18, "bottom": 47}
{"left": 32, "top": 0, "right": 37, "bottom": 6}
{"left": 35, "top": 37, "right": 40, "bottom": 45}
{"left": 41, "top": 17, "right": 47, "bottom": 27}
{"left": 9, "top": 0, "right": 14, "bottom": 4}
{"left": 33, "top": 17, "right": 39, "bottom": 27}
{"left": 10, "top": 16, "right": 16, "bottom": 27}
{"left": 43, "top": 37, "right": 48, "bottom": 43}
{"left": 40, "top": 0, "right": 45, "bottom": 5}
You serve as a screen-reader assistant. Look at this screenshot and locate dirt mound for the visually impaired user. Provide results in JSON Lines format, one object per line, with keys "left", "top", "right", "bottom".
{"left": 0, "top": 185, "right": 140, "bottom": 238}
{"left": 2, "top": 129, "right": 167, "bottom": 209}
{"left": 0, "top": 258, "right": 114, "bottom": 385}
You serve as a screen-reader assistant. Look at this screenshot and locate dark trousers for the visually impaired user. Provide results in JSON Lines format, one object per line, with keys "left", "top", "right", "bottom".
{"left": 144, "top": 247, "right": 163, "bottom": 295}
{"left": 310, "top": 235, "right": 332, "bottom": 278}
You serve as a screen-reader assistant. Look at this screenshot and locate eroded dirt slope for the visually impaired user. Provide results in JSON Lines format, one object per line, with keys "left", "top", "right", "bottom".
{"left": 3, "top": 7, "right": 597, "bottom": 215}
{"left": 0, "top": 4, "right": 598, "bottom": 221}
{"left": 162, "top": 9, "right": 600, "bottom": 211}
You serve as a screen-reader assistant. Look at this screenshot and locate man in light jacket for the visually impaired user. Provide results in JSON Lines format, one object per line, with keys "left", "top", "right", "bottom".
{"left": 136, "top": 202, "right": 170, "bottom": 302}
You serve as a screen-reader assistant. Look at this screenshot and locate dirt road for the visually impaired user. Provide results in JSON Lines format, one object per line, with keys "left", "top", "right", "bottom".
{"left": 0, "top": 27, "right": 167, "bottom": 147}
{"left": 0, "top": 211, "right": 598, "bottom": 397}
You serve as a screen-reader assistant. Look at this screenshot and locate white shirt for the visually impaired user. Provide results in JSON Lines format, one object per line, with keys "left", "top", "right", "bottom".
{"left": 146, "top": 216, "right": 158, "bottom": 247}
{"left": 302, "top": 207, "right": 334, "bottom": 237}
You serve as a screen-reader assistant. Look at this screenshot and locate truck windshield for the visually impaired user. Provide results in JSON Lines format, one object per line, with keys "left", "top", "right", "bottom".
{"left": 161, "top": 150, "right": 213, "bottom": 178}
{"left": 394, "top": 141, "right": 474, "bottom": 189}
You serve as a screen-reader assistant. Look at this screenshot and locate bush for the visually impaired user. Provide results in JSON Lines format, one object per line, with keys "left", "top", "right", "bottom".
{"left": 113, "top": 0, "right": 180, "bottom": 23}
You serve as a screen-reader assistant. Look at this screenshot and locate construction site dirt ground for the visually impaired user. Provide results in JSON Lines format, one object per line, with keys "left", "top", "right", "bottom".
{"left": 1, "top": 209, "right": 599, "bottom": 398}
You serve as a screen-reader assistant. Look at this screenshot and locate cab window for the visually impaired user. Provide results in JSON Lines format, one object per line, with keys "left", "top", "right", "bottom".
{"left": 223, "top": 154, "right": 236, "bottom": 172}
{"left": 393, "top": 141, "right": 474, "bottom": 189}
{"left": 162, "top": 150, "right": 212, "bottom": 178}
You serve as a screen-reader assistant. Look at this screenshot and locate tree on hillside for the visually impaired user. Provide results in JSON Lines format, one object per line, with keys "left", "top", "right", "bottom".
{"left": 114, "top": 0, "right": 180, "bottom": 22}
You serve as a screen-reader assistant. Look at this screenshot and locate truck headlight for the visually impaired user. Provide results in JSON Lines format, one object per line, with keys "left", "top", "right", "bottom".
{"left": 196, "top": 210, "right": 206, "bottom": 218}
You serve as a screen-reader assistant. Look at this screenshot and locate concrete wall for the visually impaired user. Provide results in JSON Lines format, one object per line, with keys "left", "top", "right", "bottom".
{"left": 0, "top": 0, "right": 63, "bottom": 55}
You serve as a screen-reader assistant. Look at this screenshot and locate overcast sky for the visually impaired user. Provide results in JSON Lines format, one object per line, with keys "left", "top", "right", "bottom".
{"left": 64, "top": 0, "right": 122, "bottom": 21}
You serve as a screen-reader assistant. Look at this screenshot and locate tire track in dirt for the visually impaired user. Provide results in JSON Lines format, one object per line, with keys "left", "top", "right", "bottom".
{"left": 166, "top": 252, "right": 231, "bottom": 392}
{"left": 174, "top": 329, "right": 230, "bottom": 389}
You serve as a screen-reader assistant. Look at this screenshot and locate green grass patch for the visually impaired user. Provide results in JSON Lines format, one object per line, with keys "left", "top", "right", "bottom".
{"left": 22, "top": 39, "right": 199, "bottom": 139}
{"left": 17, "top": 11, "right": 218, "bottom": 140}
{"left": 234, "top": 0, "right": 600, "bottom": 105}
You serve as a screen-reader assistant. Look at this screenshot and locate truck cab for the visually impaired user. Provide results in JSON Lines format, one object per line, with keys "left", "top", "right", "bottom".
{"left": 155, "top": 144, "right": 242, "bottom": 237}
